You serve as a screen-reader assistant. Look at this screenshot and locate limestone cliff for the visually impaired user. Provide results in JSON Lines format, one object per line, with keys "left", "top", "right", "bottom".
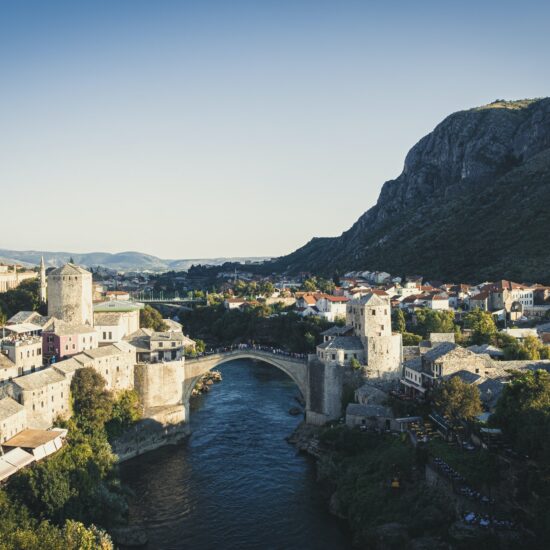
{"left": 272, "top": 99, "right": 550, "bottom": 283}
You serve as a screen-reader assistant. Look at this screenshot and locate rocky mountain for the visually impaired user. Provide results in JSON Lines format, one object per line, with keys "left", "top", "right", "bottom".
{"left": 271, "top": 99, "right": 550, "bottom": 284}
{"left": 0, "top": 249, "right": 270, "bottom": 272}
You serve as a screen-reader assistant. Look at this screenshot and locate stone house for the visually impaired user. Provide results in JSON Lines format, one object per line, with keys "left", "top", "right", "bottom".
{"left": 1, "top": 335, "right": 44, "bottom": 376}
{"left": 42, "top": 321, "right": 98, "bottom": 361}
{"left": 124, "top": 329, "right": 189, "bottom": 364}
{"left": 0, "top": 397, "right": 27, "bottom": 444}
{"left": 8, "top": 368, "right": 71, "bottom": 429}
{"left": 92, "top": 300, "right": 142, "bottom": 342}
{"left": 76, "top": 342, "right": 136, "bottom": 391}
{"left": 427, "top": 294, "right": 450, "bottom": 310}
{"left": 315, "top": 295, "right": 349, "bottom": 322}
{"left": 316, "top": 336, "right": 365, "bottom": 366}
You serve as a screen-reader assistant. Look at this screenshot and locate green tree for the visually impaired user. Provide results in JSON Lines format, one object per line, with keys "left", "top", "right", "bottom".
{"left": 317, "top": 278, "right": 335, "bottom": 294}
{"left": 260, "top": 281, "right": 275, "bottom": 296}
{"left": 415, "top": 309, "right": 455, "bottom": 338}
{"left": 106, "top": 390, "right": 141, "bottom": 439}
{"left": 464, "top": 308, "right": 497, "bottom": 344}
{"left": 392, "top": 309, "right": 406, "bottom": 333}
{"left": 304, "top": 332, "right": 316, "bottom": 349}
{"left": 402, "top": 332, "right": 422, "bottom": 346}
{"left": 302, "top": 278, "right": 317, "bottom": 292}
{"left": 0, "top": 278, "right": 45, "bottom": 318}
{"left": 349, "top": 357, "right": 362, "bottom": 370}
{"left": 195, "top": 339, "right": 206, "bottom": 353}
{"left": 492, "top": 369, "right": 550, "bottom": 459}
{"left": 71, "top": 368, "right": 113, "bottom": 431}
{"left": 139, "top": 305, "right": 168, "bottom": 331}
{"left": 431, "top": 376, "right": 482, "bottom": 425}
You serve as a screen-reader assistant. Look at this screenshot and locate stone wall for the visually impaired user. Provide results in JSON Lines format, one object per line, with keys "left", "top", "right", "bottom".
{"left": 111, "top": 405, "right": 188, "bottom": 462}
{"left": 134, "top": 360, "right": 185, "bottom": 409}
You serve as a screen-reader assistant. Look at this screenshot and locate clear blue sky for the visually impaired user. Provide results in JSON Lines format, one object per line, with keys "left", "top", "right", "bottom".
{"left": 1, "top": 0, "right": 549, "bottom": 259}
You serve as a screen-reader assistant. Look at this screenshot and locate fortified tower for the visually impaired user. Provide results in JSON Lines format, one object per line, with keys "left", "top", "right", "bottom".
{"left": 347, "top": 293, "right": 402, "bottom": 379}
{"left": 47, "top": 263, "right": 93, "bottom": 325}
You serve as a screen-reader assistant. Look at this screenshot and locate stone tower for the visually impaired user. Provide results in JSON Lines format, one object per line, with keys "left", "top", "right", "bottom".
{"left": 47, "top": 263, "right": 93, "bottom": 325}
{"left": 39, "top": 256, "right": 47, "bottom": 303}
{"left": 347, "top": 293, "right": 402, "bottom": 379}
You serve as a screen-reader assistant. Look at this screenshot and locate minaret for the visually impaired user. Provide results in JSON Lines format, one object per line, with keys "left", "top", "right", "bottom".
{"left": 39, "top": 256, "right": 47, "bottom": 303}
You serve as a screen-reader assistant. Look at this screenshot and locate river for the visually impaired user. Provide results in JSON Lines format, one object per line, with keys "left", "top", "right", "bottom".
{"left": 120, "top": 359, "right": 352, "bottom": 550}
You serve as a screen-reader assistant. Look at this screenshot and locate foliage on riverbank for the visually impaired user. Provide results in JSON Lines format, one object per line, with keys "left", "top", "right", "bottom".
{"left": 0, "top": 368, "right": 145, "bottom": 549}
{"left": 179, "top": 303, "right": 335, "bottom": 352}
{"left": 317, "top": 427, "right": 454, "bottom": 547}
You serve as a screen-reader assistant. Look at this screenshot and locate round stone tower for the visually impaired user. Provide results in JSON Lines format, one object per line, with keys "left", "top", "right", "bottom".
{"left": 47, "top": 263, "right": 93, "bottom": 325}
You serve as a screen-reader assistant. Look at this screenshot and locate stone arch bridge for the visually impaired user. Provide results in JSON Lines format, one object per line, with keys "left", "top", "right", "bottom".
{"left": 182, "top": 349, "right": 342, "bottom": 425}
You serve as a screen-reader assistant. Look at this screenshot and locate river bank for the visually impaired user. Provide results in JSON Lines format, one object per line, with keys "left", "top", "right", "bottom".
{"left": 289, "top": 422, "right": 536, "bottom": 549}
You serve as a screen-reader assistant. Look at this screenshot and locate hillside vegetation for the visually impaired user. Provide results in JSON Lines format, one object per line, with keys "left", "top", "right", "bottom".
{"left": 271, "top": 98, "right": 550, "bottom": 283}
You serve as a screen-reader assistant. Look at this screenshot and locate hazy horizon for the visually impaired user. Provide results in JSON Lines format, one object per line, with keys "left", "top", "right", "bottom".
{"left": 2, "top": 0, "right": 549, "bottom": 258}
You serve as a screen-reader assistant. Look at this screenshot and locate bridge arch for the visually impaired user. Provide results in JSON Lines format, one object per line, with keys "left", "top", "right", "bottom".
{"left": 182, "top": 351, "right": 309, "bottom": 408}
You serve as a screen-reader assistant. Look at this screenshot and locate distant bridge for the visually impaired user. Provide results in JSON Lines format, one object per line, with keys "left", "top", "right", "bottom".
{"left": 130, "top": 292, "right": 206, "bottom": 305}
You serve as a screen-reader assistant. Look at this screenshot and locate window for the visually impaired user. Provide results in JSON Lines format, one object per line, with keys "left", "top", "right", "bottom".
{"left": 331, "top": 353, "right": 336, "bottom": 360}
{"left": 103, "top": 332, "right": 107, "bottom": 339}
{"left": 159, "top": 342, "right": 163, "bottom": 348}
{"left": 108, "top": 332, "right": 112, "bottom": 340}
{"left": 371, "top": 309, "right": 376, "bottom": 315}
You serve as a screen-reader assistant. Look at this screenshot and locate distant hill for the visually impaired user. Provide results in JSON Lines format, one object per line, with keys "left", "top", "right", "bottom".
{"left": 269, "top": 98, "right": 550, "bottom": 284}
{"left": 0, "top": 249, "right": 270, "bottom": 272}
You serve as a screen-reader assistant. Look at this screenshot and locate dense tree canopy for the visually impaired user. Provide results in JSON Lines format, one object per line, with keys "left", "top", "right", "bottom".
{"left": 105, "top": 390, "right": 142, "bottom": 440}
{"left": 431, "top": 377, "right": 483, "bottom": 424}
{"left": 414, "top": 309, "right": 456, "bottom": 338}
{"left": 179, "top": 303, "right": 333, "bottom": 352}
{"left": 463, "top": 308, "right": 497, "bottom": 344}
{"left": 0, "top": 278, "right": 45, "bottom": 320}
{"left": 71, "top": 368, "right": 113, "bottom": 431}
{"left": 139, "top": 304, "right": 168, "bottom": 331}
{"left": 391, "top": 309, "right": 406, "bottom": 333}
{"left": 500, "top": 335, "right": 550, "bottom": 360}
{"left": 492, "top": 369, "right": 550, "bottom": 460}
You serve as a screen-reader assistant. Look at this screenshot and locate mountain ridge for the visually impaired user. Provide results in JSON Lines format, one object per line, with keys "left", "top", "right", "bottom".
{"left": 0, "top": 249, "right": 270, "bottom": 272}
{"left": 269, "top": 98, "right": 550, "bottom": 283}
